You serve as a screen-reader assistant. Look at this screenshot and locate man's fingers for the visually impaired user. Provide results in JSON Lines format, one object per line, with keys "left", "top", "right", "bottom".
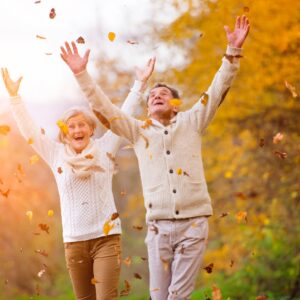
{"left": 71, "top": 41, "right": 78, "bottom": 55}
{"left": 17, "top": 77, "right": 23, "bottom": 86}
{"left": 65, "top": 42, "right": 72, "bottom": 54}
{"left": 60, "top": 54, "right": 67, "bottom": 63}
{"left": 224, "top": 25, "right": 231, "bottom": 35}
{"left": 235, "top": 16, "right": 241, "bottom": 29}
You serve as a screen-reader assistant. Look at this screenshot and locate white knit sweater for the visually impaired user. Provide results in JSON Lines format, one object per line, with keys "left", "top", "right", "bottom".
{"left": 10, "top": 80, "right": 143, "bottom": 242}
{"left": 75, "top": 46, "right": 242, "bottom": 221}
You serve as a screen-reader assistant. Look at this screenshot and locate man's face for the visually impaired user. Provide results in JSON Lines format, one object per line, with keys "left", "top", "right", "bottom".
{"left": 147, "top": 86, "right": 178, "bottom": 118}
{"left": 66, "top": 114, "right": 93, "bottom": 153}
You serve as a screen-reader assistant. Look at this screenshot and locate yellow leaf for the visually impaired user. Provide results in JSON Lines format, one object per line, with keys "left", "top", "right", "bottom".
{"left": 201, "top": 93, "right": 209, "bottom": 106}
{"left": 108, "top": 32, "right": 116, "bottom": 42}
{"left": 26, "top": 211, "right": 33, "bottom": 221}
{"left": 177, "top": 168, "right": 182, "bottom": 175}
{"left": 169, "top": 98, "right": 182, "bottom": 107}
{"left": 47, "top": 210, "right": 54, "bottom": 217}
{"left": 103, "top": 220, "right": 115, "bottom": 236}
{"left": 85, "top": 154, "right": 94, "bottom": 159}
{"left": 224, "top": 171, "right": 233, "bottom": 179}
{"left": 235, "top": 211, "right": 247, "bottom": 223}
{"left": 285, "top": 80, "right": 298, "bottom": 98}
{"left": 27, "top": 137, "right": 34, "bottom": 144}
{"left": 56, "top": 120, "right": 69, "bottom": 135}
{"left": 91, "top": 278, "right": 99, "bottom": 285}
{"left": 0, "top": 125, "right": 10, "bottom": 135}
{"left": 29, "top": 155, "right": 40, "bottom": 165}
{"left": 141, "top": 118, "right": 153, "bottom": 129}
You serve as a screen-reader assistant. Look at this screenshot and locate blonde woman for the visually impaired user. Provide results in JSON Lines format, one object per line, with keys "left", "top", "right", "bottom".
{"left": 1, "top": 48, "right": 155, "bottom": 300}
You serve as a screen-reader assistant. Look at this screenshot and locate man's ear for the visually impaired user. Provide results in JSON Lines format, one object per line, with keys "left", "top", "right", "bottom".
{"left": 172, "top": 106, "right": 179, "bottom": 114}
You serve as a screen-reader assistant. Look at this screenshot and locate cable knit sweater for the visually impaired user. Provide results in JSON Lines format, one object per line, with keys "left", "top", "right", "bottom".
{"left": 10, "top": 80, "right": 142, "bottom": 242}
{"left": 75, "top": 46, "right": 242, "bottom": 221}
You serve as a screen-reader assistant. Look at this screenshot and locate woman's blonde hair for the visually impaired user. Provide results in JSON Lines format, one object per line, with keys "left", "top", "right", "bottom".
{"left": 58, "top": 106, "right": 98, "bottom": 143}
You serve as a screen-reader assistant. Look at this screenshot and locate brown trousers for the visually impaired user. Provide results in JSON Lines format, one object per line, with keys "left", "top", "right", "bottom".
{"left": 64, "top": 234, "right": 121, "bottom": 300}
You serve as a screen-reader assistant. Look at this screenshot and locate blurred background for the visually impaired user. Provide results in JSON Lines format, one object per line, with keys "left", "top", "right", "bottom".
{"left": 0, "top": 0, "right": 299, "bottom": 299}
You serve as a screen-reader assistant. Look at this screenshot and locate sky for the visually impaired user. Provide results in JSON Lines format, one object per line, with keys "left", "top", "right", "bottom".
{"left": 0, "top": 0, "right": 183, "bottom": 137}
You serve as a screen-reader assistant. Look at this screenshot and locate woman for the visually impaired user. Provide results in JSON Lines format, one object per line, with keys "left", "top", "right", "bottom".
{"left": 1, "top": 45, "right": 155, "bottom": 299}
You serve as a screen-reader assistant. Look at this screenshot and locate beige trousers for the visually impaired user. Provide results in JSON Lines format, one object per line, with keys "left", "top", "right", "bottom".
{"left": 64, "top": 234, "right": 121, "bottom": 300}
{"left": 146, "top": 217, "right": 209, "bottom": 300}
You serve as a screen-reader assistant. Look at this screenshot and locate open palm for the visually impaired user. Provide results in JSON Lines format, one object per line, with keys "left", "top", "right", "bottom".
{"left": 1, "top": 68, "right": 22, "bottom": 97}
{"left": 60, "top": 41, "right": 90, "bottom": 74}
{"left": 224, "top": 15, "right": 250, "bottom": 48}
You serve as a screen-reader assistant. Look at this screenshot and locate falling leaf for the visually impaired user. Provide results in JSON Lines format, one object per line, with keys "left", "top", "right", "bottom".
{"left": 35, "top": 284, "right": 40, "bottom": 296}
{"left": 133, "top": 225, "right": 143, "bottom": 230}
{"left": 34, "top": 0, "right": 41, "bottom": 3}
{"left": 103, "top": 220, "right": 115, "bottom": 236}
{"left": 57, "top": 167, "right": 63, "bottom": 174}
{"left": 224, "top": 54, "right": 243, "bottom": 63}
{"left": 91, "top": 278, "right": 99, "bottom": 285}
{"left": 127, "top": 40, "right": 139, "bottom": 45}
{"left": 141, "top": 119, "right": 153, "bottom": 129}
{"left": 76, "top": 36, "right": 85, "bottom": 44}
{"left": 212, "top": 285, "right": 222, "bottom": 300}
{"left": 273, "top": 132, "right": 284, "bottom": 144}
{"left": 26, "top": 211, "right": 33, "bottom": 222}
{"left": 235, "top": 192, "right": 247, "bottom": 200}
{"left": 108, "top": 32, "right": 116, "bottom": 42}
{"left": 259, "top": 138, "right": 265, "bottom": 147}
{"left": 243, "top": 6, "right": 250, "bottom": 12}
{"left": 123, "top": 256, "right": 132, "bottom": 267}
{"left": 36, "top": 35, "right": 46, "bottom": 40}
{"left": 38, "top": 223, "right": 50, "bottom": 234}
{"left": 140, "top": 133, "right": 149, "bottom": 148}
{"left": 183, "top": 171, "right": 190, "bottom": 177}
{"left": 177, "top": 168, "right": 182, "bottom": 175}
{"left": 134, "top": 273, "right": 142, "bottom": 280}
{"left": 200, "top": 93, "right": 209, "bottom": 106}
{"left": 35, "top": 249, "right": 48, "bottom": 257}
{"left": 0, "top": 189, "right": 10, "bottom": 198}
{"left": 45, "top": 53, "right": 52, "bottom": 56}
{"left": 285, "top": 80, "right": 298, "bottom": 98}
{"left": 151, "top": 288, "right": 160, "bottom": 292}
{"left": 218, "top": 212, "right": 229, "bottom": 218}
{"left": 27, "top": 137, "right": 34, "bottom": 144}
{"left": 235, "top": 211, "right": 247, "bottom": 223}
{"left": 273, "top": 150, "right": 287, "bottom": 159}
{"left": 120, "top": 279, "right": 131, "bottom": 296}
{"left": 111, "top": 212, "right": 119, "bottom": 221}
{"left": 56, "top": 120, "right": 68, "bottom": 135}
{"left": 108, "top": 116, "right": 123, "bottom": 123}
{"left": 29, "top": 155, "right": 40, "bottom": 165}
{"left": 106, "top": 152, "right": 116, "bottom": 163}
{"left": 120, "top": 190, "right": 127, "bottom": 196}
{"left": 85, "top": 154, "right": 94, "bottom": 159}
{"left": 169, "top": 98, "right": 182, "bottom": 107}
{"left": 47, "top": 210, "right": 54, "bottom": 217}
{"left": 230, "top": 259, "right": 234, "bottom": 267}
{"left": 37, "top": 269, "right": 46, "bottom": 278}
{"left": 41, "top": 128, "right": 46, "bottom": 135}
{"left": 224, "top": 171, "right": 233, "bottom": 179}
{"left": 140, "top": 257, "right": 147, "bottom": 261}
{"left": 0, "top": 125, "right": 10, "bottom": 135}
{"left": 49, "top": 8, "right": 56, "bottom": 19}
{"left": 203, "top": 263, "right": 214, "bottom": 274}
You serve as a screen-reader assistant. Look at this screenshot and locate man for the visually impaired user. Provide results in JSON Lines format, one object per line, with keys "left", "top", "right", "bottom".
{"left": 61, "top": 15, "right": 250, "bottom": 299}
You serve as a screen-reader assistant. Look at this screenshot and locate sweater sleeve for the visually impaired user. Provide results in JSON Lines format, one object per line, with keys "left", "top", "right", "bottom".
{"left": 74, "top": 70, "right": 141, "bottom": 145}
{"left": 185, "top": 46, "right": 242, "bottom": 133}
{"left": 10, "top": 96, "right": 60, "bottom": 166}
{"left": 99, "top": 80, "right": 143, "bottom": 156}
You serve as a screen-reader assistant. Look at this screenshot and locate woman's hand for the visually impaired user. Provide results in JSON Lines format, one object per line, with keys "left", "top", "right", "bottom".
{"left": 60, "top": 41, "right": 90, "bottom": 75}
{"left": 1, "top": 68, "right": 22, "bottom": 97}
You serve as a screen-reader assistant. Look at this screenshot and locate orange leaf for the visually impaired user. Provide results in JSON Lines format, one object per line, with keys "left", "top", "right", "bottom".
{"left": 212, "top": 284, "right": 222, "bottom": 300}
{"left": 123, "top": 256, "right": 132, "bottom": 267}
{"left": 103, "top": 220, "right": 115, "bottom": 236}
{"left": 108, "top": 32, "right": 116, "bottom": 42}
{"left": 235, "top": 211, "right": 247, "bottom": 223}
{"left": 200, "top": 93, "right": 209, "bottom": 106}
{"left": 76, "top": 36, "right": 85, "bottom": 44}
{"left": 0, "top": 125, "right": 10, "bottom": 135}
{"left": 29, "top": 155, "right": 40, "bottom": 165}
{"left": 169, "top": 98, "right": 182, "bottom": 107}
{"left": 49, "top": 8, "right": 56, "bottom": 19}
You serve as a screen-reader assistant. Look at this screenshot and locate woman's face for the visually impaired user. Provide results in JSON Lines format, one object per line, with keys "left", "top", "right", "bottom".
{"left": 66, "top": 114, "right": 93, "bottom": 153}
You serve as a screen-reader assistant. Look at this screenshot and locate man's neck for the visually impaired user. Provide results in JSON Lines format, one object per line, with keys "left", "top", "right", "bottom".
{"left": 150, "top": 112, "right": 175, "bottom": 126}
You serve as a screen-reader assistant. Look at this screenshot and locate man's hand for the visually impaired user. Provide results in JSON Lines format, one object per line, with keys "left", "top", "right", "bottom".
{"left": 224, "top": 15, "right": 250, "bottom": 48}
{"left": 135, "top": 57, "right": 156, "bottom": 91}
{"left": 60, "top": 41, "right": 90, "bottom": 74}
{"left": 1, "top": 68, "right": 22, "bottom": 97}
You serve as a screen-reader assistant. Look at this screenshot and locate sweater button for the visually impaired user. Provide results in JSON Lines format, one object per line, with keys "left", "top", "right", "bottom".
{"left": 164, "top": 130, "right": 168, "bottom": 135}
{"left": 173, "top": 189, "right": 176, "bottom": 193}
{"left": 166, "top": 150, "right": 170, "bottom": 155}
{"left": 169, "top": 169, "right": 173, "bottom": 174}
{"left": 149, "top": 203, "right": 152, "bottom": 208}
{"left": 175, "top": 210, "right": 179, "bottom": 215}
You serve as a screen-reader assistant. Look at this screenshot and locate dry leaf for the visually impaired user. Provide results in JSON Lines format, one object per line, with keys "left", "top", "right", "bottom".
{"left": 140, "top": 133, "right": 149, "bottom": 148}
{"left": 41, "top": 128, "right": 46, "bottom": 135}
{"left": 38, "top": 223, "right": 50, "bottom": 234}
{"left": 111, "top": 212, "right": 119, "bottom": 221}
{"left": 134, "top": 273, "right": 142, "bottom": 280}
{"left": 169, "top": 98, "right": 182, "bottom": 107}
{"left": 45, "top": 53, "right": 52, "bottom": 56}
{"left": 56, "top": 120, "right": 68, "bottom": 135}
{"left": 26, "top": 211, "right": 33, "bottom": 222}
{"left": 150, "top": 224, "right": 159, "bottom": 234}
{"left": 203, "top": 263, "right": 214, "bottom": 274}
{"left": 273, "top": 132, "right": 284, "bottom": 144}
{"left": 57, "top": 167, "right": 63, "bottom": 174}
{"left": 103, "top": 220, "right": 115, "bottom": 236}
{"left": 0, "top": 125, "right": 10, "bottom": 135}
{"left": 235, "top": 211, "right": 247, "bottom": 223}
{"left": 37, "top": 269, "right": 46, "bottom": 278}
{"left": 161, "top": 258, "right": 169, "bottom": 272}
{"left": 218, "top": 212, "right": 229, "bottom": 218}
{"left": 0, "top": 189, "right": 10, "bottom": 197}
{"left": 47, "top": 210, "right": 54, "bottom": 217}
{"left": 35, "top": 249, "right": 48, "bottom": 257}
{"left": 36, "top": 35, "right": 46, "bottom": 40}
{"left": 35, "top": 284, "right": 40, "bottom": 296}
{"left": 123, "top": 256, "right": 132, "bottom": 267}
{"left": 273, "top": 150, "right": 287, "bottom": 159}
{"left": 230, "top": 259, "right": 234, "bottom": 267}
{"left": 200, "top": 92, "right": 209, "bottom": 106}
{"left": 285, "top": 80, "right": 298, "bottom": 98}
{"left": 256, "top": 295, "right": 268, "bottom": 300}
{"left": 151, "top": 288, "right": 160, "bottom": 292}
{"left": 30, "top": 154, "right": 40, "bottom": 165}
{"left": 120, "top": 279, "right": 131, "bottom": 296}
{"left": 49, "top": 8, "right": 56, "bottom": 19}
{"left": 212, "top": 284, "right": 222, "bottom": 300}
{"left": 243, "top": 6, "right": 250, "bottom": 12}
{"left": 27, "top": 137, "right": 34, "bottom": 144}
{"left": 176, "top": 168, "right": 182, "bottom": 175}
{"left": 141, "top": 119, "right": 153, "bottom": 129}
{"left": 91, "top": 278, "right": 99, "bottom": 285}
{"left": 259, "top": 138, "right": 265, "bottom": 147}
{"left": 133, "top": 225, "right": 143, "bottom": 230}
{"left": 106, "top": 152, "right": 116, "bottom": 163}
{"left": 108, "top": 32, "right": 116, "bottom": 42}
{"left": 127, "top": 40, "right": 139, "bottom": 45}
{"left": 85, "top": 154, "right": 94, "bottom": 159}
{"left": 76, "top": 36, "right": 85, "bottom": 44}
